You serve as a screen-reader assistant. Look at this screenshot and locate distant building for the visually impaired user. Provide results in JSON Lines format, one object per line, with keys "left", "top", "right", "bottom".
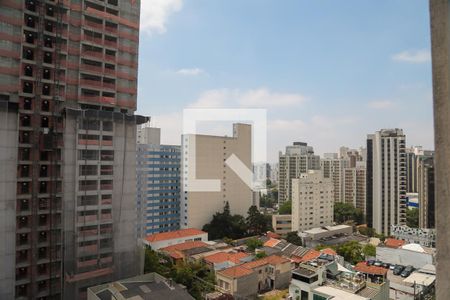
{"left": 406, "top": 193, "right": 419, "bottom": 209}
{"left": 376, "top": 243, "right": 435, "bottom": 269}
{"left": 272, "top": 214, "right": 292, "bottom": 235}
{"left": 321, "top": 156, "right": 348, "bottom": 203}
{"left": 366, "top": 129, "right": 407, "bottom": 235}
{"left": 181, "top": 123, "right": 254, "bottom": 229}
{"left": 278, "top": 142, "right": 321, "bottom": 203}
{"left": 143, "top": 228, "right": 208, "bottom": 250}
{"left": 343, "top": 162, "right": 367, "bottom": 213}
{"left": 87, "top": 272, "right": 194, "bottom": 300}
{"left": 136, "top": 126, "right": 181, "bottom": 236}
{"left": 391, "top": 225, "right": 436, "bottom": 248}
{"left": 298, "top": 225, "right": 353, "bottom": 247}
{"left": 418, "top": 155, "right": 435, "bottom": 228}
{"left": 291, "top": 170, "right": 334, "bottom": 232}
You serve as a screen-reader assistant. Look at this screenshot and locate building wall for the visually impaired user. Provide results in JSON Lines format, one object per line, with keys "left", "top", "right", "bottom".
{"left": 181, "top": 124, "right": 253, "bottom": 229}
{"left": 291, "top": 170, "right": 334, "bottom": 232}
{"left": 0, "top": 108, "right": 18, "bottom": 299}
{"left": 321, "top": 158, "right": 348, "bottom": 203}
{"left": 144, "top": 233, "right": 208, "bottom": 250}
{"left": 137, "top": 138, "right": 181, "bottom": 237}
{"left": 343, "top": 165, "right": 366, "bottom": 214}
{"left": 272, "top": 214, "right": 292, "bottom": 234}
{"left": 376, "top": 247, "right": 433, "bottom": 269}
{"left": 367, "top": 129, "right": 407, "bottom": 235}
{"left": 418, "top": 156, "right": 435, "bottom": 229}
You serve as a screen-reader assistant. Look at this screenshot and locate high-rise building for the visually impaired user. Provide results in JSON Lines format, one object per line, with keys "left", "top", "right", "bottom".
{"left": 343, "top": 162, "right": 366, "bottom": 214}
{"left": 366, "top": 129, "right": 407, "bottom": 235}
{"left": 320, "top": 156, "right": 348, "bottom": 203}
{"left": 418, "top": 155, "right": 435, "bottom": 229}
{"left": 291, "top": 170, "right": 334, "bottom": 232}
{"left": 406, "top": 148, "right": 418, "bottom": 193}
{"left": 136, "top": 126, "right": 181, "bottom": 237}
{"left": 278, "top": 142, "right": 320, "bottom": 204}
{"left": 0, "top": 0, "right": 145, "bottom": 298}
{"left": 181, "top": 123, "right": 254, "bottom": 229}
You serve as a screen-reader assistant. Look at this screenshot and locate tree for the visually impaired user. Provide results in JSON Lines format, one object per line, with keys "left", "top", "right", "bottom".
{"left": 255, "top": 251, "right": 267, "bottom": 259}
{"left": 334, "top": 203, "right": 364, "bottom": 224}
{"left": 279, "top": 200, "right": 292, "bottom": 214}
{"left": 358, "top": 226, "right": 376, "bottom": 237}
{"left": 144, "top": 247, "right": 170, "bottom": 275}
{"left": 406, "top": 208, "right": 419, "bottom": 228}
{"left": 202, "top": 202, "right": 248, "bottom": 240}
{"left": 362, "top": 244, "right": 376, "bottom": 258}
{"left": 285, "top": 231, "right": 303, "bottom": 246}
{"left": 245, "top": 237, "right": 263, "bottom": 252}
{"left": 171, "top": 261, "right": 215, "bottom": 300}
{"left": 246, "top": 205, "right": 270, "bottom": 235}
{"left": 335, "top": 241, "right": 364, "bottom": 264}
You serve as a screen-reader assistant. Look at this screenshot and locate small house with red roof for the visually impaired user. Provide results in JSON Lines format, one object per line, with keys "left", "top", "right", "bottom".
{"left": 143, "top": 228, "right": 208, "bottom": 250}
{"left": 384, "top": 238, "right": 405, "bottom": 249}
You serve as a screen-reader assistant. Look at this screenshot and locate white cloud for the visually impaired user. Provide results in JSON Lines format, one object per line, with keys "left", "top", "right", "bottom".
{"left": 368, "top": 100, "right": 395, "bottom": 109}
{"left": 176, "top": 68, "right": 205, "bottom": 76}
{"left": 188, "top": 88, "right": 307, "bottom": 109}
{"left": 392, "top": 50, "right": 431, "bottom": 64}
{"left": 140, "top": 0, "right": 183, "bottom": 34}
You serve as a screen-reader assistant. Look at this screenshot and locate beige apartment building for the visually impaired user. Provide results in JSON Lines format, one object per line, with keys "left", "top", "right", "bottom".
{"left": 272, "top": 214, "right": 292, "bottom": 234}
{"left": 320, "top": 156, "right": 348, "bottom": 203}
{"left": 291, "top": 170, "right": 334, "bottom": 232}
{"left": 343, "top": 162, "right": 366, "bottom": 213}
{"left": 181, "top": 123, "right": 254, "bottom": 229}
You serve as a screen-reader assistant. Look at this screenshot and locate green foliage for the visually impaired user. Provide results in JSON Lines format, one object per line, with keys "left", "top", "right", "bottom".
{"left": 406, "top": 208, "right": 419, "bottom": 228}
{"left": 335, "top": 241, "right": 364, "bottom": 265}
{"left": 246, "top": 205, "right": 271, "bottom": 235}
{"left": 171, "top": 261, "right": 215, "bottom": 300}
{"left": 278, "top": 200, "right": 292, "bottom": 214}
{"left": 358, "top": 226, "right": 376, "bottom": 237}
{"left": 334, "top": 203, "right": 364, "bottom": 224}
{"left": 144, "top": 247, "right": 171, "bottom": 276}
{"left": 362, "top": 244, "right": 376, "bottom": 257}
{"left": 202, "top": 202, "right": 247, "bottom": 240}
{"left": 245, "top": 237, "right": 263, "bottom": 252}
{"left": 285, "top": 231, "right": 303, "bottom": 246}
{"left": 255, "top": 251, "right": 267, "bottom": 259}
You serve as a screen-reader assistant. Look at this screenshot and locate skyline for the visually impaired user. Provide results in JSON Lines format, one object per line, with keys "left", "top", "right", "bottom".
{"left": 137, "top": 0, "right": 433, "bottom": 162}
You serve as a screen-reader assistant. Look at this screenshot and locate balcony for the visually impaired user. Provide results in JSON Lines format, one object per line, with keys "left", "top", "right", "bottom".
{"left": 77, "top": 215, "right": 98, "bottom": 224}
{"left": 78, "top": 244, "right": 98, "bottom": 254}
{"left": 77, "top": 258, "right": 98, "bottom": 268}
{"left": 80, "top": 95, "right": 116, "bottom": 106}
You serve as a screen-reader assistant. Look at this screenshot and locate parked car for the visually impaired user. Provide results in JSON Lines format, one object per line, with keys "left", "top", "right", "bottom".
{"left": 374, "top": 261, "right": 382, "bottom": 267}
{"left": 367, "top": 260, "right": 375, "bottom": 266}
{"left": 393, "top": 265, "right": 405, "bottom": 276}
{"left": 389, "top": 264, "right": 396, "bottom": 270}
{"left": 401, "top": 265, "right": 414, "bottom": 278}
{"left": 382, "top": 263, "right": 390, "bottom": 269}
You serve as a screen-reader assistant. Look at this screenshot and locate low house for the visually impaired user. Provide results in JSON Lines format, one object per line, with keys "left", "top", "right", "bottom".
{"left": 384, "top": 238, "right": 405, "bottom": 249}
{"left": 216, "top": 255, "right": 292, "bottom": 298}
{"left": 203, "top": 251, "right": 253, "bottom": 271}
{"left": 160, "top": 241, "right": 211, "bottom": 262}
{"left": 144, "top": 228, "right": 208, "bottom": 250}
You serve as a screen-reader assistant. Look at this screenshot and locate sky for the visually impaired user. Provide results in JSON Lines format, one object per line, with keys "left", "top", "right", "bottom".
{"left": 136, "top": 0, "right": 433, "bottom": 162}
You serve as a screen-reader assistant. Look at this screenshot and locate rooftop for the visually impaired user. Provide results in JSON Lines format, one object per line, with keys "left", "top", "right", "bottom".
{"left": 204, "top": 251, "right": 249, "bottom": 265}
{"left": 264, "top": 238, "right": 282, "bottom": 248}
{"left": 218, "top": 265, "right": 254, "bottom": 279}
{"left": 146, "top": 228, "right": 206, "bottom": 243}
{"left": 313, "top": 286, "right": 368, "bottom": 300}
{"left": 403, "top": 272, "right": 436, "bottom": 287}
{"left": 88, "top": 273, "right": 194, "bottom": 300}
{"left": 354, "top": 262, "right": 388, "bottom": 276}
{"left": 384, "top": 238, "right": 405, "bottom": 248}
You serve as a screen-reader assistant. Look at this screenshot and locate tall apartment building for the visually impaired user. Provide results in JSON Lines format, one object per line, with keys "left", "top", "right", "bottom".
{"left": 343, "top": 162, "right": 366, "bottom": 213}
{"left": 366, "top": 129, "right": 407, "bottom": 235}
{"left": 291, "top": 170, "right": 334, "bottom": 232}
{"left": 278, "top": 142, "right": 320, "bottom": 204}
{"left": 418, "top": 155, "right": 435, "bottom": 229}
{"left": 320, "top": 155, "right": 348, "bottom": 203}
{"left": 0, "top": 0, "right": 145, "bottom": 299}
{"left": 406, "top": 148, "right": 418, "bottom": 193}
{"left": 181, "top": 123, "right": 254, "bottom": 229}
{"left": 136, "top": 126, "right": 181, "bottom": 237}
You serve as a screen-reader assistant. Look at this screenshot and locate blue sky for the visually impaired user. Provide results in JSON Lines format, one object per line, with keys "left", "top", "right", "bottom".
{"left": 137, "top": 0, "right": 433, "bottom": 162}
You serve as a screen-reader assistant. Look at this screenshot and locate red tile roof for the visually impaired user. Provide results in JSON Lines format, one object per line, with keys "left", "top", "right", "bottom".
{"left": 384, "top": 238, "right": 405, "bottom": 249}
{"left": 266, "top": 231, "right": 281, "bottom": 239}
{"left": 241, "top": 255, "right": 290, "bottom": 269}
{"left": 146, "top": 228, "right": 206, "bottom": 242}
{"left": 264, "top": 238, "right": 281, "bottom": 248}
{"left": 204, "top": 252, "right": 249, "bottom": 265}
{"left": 298, "top": 249, "right": 321, "bottom": 263}
{"left": 321, "top": 248, "right": 337, "bottom": 256}
{"left": 354, "top": 262, "right": 388, "bottom": 276}
{"left": 218, "top": 265, "right": 253, "bottom": 279}
{"left": 161, "top": 241, "right": 208, "bottom": 253}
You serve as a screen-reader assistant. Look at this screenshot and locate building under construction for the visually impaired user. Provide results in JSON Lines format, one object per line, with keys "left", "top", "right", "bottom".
{"left": 0, "top": 0, "right": 146, "bottom": 299}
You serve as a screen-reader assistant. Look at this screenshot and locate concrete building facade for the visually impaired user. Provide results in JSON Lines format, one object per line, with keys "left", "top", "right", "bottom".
{"left": 272, "top": 214, "right": 292, "bottom": 235}
{"left": 321, "top": 156, "right": 348, "bottom": 203}
{"left": 291, "top": 170, "right": 334, "bottom": 232}
{"left": 366, "top": 129, "right": 407, "bottom": 235}
{"left": 181, "top": 123, "right": 253, "bottom": 229}
{"left": 418, "top": 155, "right": 435, "bottom": 229}
{"left": 278, "top": 142, "right": 320, "bottom": 204}
{"left": 136, "top": 126, "right": 181, "bottom": 236}
{"left": 0, "top": 0, "right": 145, "bottom": 298}
{"left": 343, "top": 162, "right": 367, "bottom": 214}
